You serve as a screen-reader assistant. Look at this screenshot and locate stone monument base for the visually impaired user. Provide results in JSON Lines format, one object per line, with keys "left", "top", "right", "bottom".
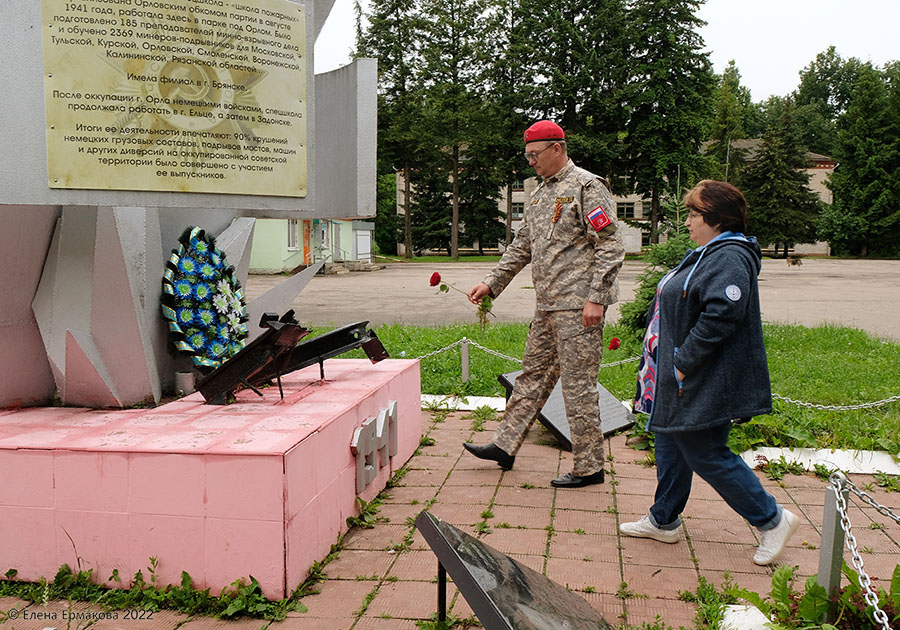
{"left": 0, "top": 359, "right": 421, "bottom": 599}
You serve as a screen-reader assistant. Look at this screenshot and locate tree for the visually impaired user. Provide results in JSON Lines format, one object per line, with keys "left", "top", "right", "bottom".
{"left": 410, "top": 155, "right": 453, "bottom": 254}
{"left": 625, "top": 0, "right": 716, "bottom": 242}
{"left": 705, "top": 60, "right": 755, "bottom": 182}
{"left": 417, "top": 0, "right": 494, "bottom": 258}
{"left": 482, "top": 0, "right": 530, "bottom": 246}
{"left": 356, "top": 0, "right": 426, "bottom": 258}
{"left": 514, "top": 0, "right": 630, "bottom": 181}
{"left": 740, "top": 101, "right": 821, "bottom": 256}
{"left": 823, "top": 64, "right": 900, "bottom": 257}
{"left": 372, "top": 170, "right": 400, "bottom": 255}
{"left": 793, "top": 47, "right": 864, "bottom": 157}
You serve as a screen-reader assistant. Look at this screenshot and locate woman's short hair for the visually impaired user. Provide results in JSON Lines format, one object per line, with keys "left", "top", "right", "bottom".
{"left": 683, "top": 180, "right": 747, "bottom": 233}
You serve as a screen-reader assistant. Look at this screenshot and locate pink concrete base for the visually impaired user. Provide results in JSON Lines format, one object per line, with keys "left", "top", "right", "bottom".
{"left": 0, "top": 359, "right": 421, "bottom": 599}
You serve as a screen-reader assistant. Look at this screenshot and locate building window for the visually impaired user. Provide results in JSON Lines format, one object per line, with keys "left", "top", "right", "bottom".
{"left": 641, "top": 230, "right": 652, "bottom": 247}
{"left": 512, "top": 178, "right": 525, "bottom": 191}
{"left": 287, "top": 218, "right": 299, "bottom": 250}
{"left": 617, "top": 202, "right": 635, "bottom": 219}
{"left": 511, "top": 202, "right": 524, "bottom": 220}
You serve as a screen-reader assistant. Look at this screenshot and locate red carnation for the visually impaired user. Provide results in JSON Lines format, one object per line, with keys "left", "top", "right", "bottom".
{"left": 607, "top": 337, "right": 620, "bottom": 350}
{"left": 429, "top": 272, "right": 441, "bottom": 287}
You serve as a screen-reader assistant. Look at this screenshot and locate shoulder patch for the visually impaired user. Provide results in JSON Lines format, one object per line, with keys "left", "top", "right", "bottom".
{"left": 725, "top": 285, "right": 742, "bottom": 301}
{"left": 586, "top": 204, "right": 611, "bottom": 232}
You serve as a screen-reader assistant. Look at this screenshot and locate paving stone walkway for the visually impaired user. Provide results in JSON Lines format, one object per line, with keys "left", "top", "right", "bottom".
{"left": 4, "top": 410, "right": 900, "bottom": 630}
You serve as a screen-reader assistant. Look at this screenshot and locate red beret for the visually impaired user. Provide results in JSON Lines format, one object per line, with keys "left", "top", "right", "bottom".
{"left": 524, "top": 120, "right": 565, "bottom": 144}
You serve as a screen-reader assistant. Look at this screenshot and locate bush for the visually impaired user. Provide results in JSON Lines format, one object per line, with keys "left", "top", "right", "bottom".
{"left": 618, "top": 233, "right": 694, "bottom": 339}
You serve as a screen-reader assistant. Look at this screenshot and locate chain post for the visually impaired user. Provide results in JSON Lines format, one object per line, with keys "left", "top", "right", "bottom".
{"left": 831, "top": 474, "right": 892, "bottom": 630}
{"left": 461, "top": 337, "right": 469, "bottom": 383}
{"left": 818, "top": 472, "right": 848, "bottom": 621}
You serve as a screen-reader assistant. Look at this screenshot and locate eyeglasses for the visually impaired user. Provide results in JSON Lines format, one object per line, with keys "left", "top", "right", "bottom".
{"left": 686, "top": 210, "right": 703, "bottom": 221}
{"left": 523, "top": 143, "right": 557, "bottom": 162}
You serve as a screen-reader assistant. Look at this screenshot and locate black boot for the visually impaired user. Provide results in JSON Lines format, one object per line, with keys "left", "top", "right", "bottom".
{"left": 550, "top": 470, "right": 604, "bottom": 488}
{"left": 463, "top": 442, "right": 515, "bottom": 470}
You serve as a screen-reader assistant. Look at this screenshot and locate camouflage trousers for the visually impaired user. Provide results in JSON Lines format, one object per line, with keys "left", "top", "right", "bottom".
{"left": 493, "top": 309, "right": 605, "bottom": 476}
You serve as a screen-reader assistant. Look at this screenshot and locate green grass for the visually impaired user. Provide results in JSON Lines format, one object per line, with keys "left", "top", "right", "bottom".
{"left": 335, "top": 321, "right": 900, "bottom": 453}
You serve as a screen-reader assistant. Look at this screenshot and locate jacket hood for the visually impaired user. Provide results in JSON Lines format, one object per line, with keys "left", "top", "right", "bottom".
{"left": 675, "top": 232, "right": 762, "bottom": 297}
{"left": 703, "top": 233, "right": 763, "bottom": 272}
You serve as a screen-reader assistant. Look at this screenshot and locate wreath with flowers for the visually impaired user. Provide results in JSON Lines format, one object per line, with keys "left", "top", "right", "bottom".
{"left": 160, "top": 226, "right": 249, "bottom": 370}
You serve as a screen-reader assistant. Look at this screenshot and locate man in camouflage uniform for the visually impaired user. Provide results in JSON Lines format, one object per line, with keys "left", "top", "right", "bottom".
{"left": 464, "top": 120, "right": 625, "bottom": 488}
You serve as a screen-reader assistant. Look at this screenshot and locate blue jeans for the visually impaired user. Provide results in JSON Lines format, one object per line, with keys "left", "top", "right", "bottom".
{"left": 649, "top": 423, "right": 781, "bottom": 531}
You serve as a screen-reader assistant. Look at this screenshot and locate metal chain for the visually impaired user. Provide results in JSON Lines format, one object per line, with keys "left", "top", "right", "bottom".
{"left": 414, "top": 338, "right": 465, "bottom": 361}
{"left": 463, "top": 338, "right": 522, "bottom": 364}
{"left": 773, "top": 393, "right": 900, "bottom": 411}
{"left": 601, "top": 355, "right": 642, "bottom": 368}
{"left": 413, "top": 338, "right": 900, "bottom": 409}
{"left": 830, "top": 474, "right": 892, "bottom": 630}
{"left": 842, "top": 476, "right": 900, "bottom": 529}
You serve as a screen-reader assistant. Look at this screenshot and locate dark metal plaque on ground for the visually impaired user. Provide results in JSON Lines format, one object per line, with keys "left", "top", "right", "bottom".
{"left": 498, "top": 371, "right": 635, "bottom": 451}
{"left": 415, "top": 511, "right": 612, "bottom": 630}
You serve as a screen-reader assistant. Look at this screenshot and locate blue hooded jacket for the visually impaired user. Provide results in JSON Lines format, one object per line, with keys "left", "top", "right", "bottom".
{"left": 646, "top": 233, "right": 772, "bottom": 433}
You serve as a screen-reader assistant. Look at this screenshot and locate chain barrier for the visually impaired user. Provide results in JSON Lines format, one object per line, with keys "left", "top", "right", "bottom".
{"left": 829, "top": 473, "right": 893, "bottom": 630}
{"left": 774, "top": 393, "right": 900, "bottom": 411}
{"left": 412, "top": 337, "right": 899, "bottom": 409}
{"left": 415, "top": 337, "right": 642, "bottom": 368}
{"left": 413, "top": 338, "right": 466, "bottom": 361}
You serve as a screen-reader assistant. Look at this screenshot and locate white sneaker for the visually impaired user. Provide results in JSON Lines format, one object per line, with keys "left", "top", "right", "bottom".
{"left": 619, "top": 514, "right": 680, "bottom": 544}
{"left": 754, "top": 509, "right": 800, "bottom": 565}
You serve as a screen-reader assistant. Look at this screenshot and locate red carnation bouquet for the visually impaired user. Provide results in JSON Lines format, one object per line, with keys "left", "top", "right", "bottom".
{"left": 430, "top": 272, "right": 494, "bottom": 329}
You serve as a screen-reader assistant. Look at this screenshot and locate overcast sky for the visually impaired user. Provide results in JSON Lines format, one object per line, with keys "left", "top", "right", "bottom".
{"left": 314, "top": 0, "right": 900, "bottom": 102}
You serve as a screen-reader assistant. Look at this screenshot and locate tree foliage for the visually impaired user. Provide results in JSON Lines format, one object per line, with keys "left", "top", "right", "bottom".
{"left": 705, "top": 60, "right": 755, "bottom": 182}
{"left": 625, "top": 0, "right": 716, "bottom": 242}
{"left": 823, "top": 63, "right": 900, "bottom": 257}
{"left": 740, "top": 101, "right": 821, "bottom": 255}
{"left": 357, "top": 1, "right": 900, "bottom": 259}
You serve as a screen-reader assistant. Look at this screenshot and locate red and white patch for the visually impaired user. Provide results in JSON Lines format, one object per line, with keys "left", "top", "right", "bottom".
{"left": 586, "top": 204, "right": 611, "bottom": 232}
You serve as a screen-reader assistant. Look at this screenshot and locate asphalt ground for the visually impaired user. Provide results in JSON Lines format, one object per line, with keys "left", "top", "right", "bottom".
{"left": 246, "top": 258, "right": 900, "bottom": 342}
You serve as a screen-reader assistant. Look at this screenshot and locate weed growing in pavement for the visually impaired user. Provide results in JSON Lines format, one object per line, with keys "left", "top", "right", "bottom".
{"left": 480, "top": 509, "right": 494, "bottom": 519}
{"left": 415, "top": 612, "right": 468, "bottom": 629}
{"left": 615, "top": 581, "right": 648, "bottom": 600}
{"left": 678, "top": 575, "right": 738, "bottom": 629}
{"left": 420, "top": 435, "right": 436, "bottom": 446}
{"left": 464, "top": 405, "right": 498, "bottom": 433}
{"left": 346, "top": 496, "right": 384, "bottom": 529}
{"left": 387, "top": 465, "right": 410, "bottom": 488}
{"left": 354, "top": 585, "right": 380, "bottom": 617}
{"left": 475, "top": 521, "right": 490, "bottom": 534}
{"left": 521, "top": 482, "right": 536, "bottom": 489}
{"left": 813, "top": 462, "right": 838, "bottom": 481}
{"left": 755, "top": 455, "right": 805, "bottom": 481}
{"left": 731, "top": 562, "right": 900, "bottom": 629}
{"left": 0, "top": 562, "right": 299, "bottom": 621}
{"left": 874, "top": 471, "right": 900, "bottom": 492}
{"left": 495, "top": 522, "right": 511, "bottom": 529}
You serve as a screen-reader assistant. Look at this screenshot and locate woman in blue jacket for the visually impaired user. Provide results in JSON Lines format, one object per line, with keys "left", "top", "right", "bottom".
{"left": 619, "top": 180, "right": 798, "bottom": 566}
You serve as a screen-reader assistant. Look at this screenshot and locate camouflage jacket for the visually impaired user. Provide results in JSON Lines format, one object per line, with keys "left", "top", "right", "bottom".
{"left": 483, "top": 159, "right": 625, "bottom": 310}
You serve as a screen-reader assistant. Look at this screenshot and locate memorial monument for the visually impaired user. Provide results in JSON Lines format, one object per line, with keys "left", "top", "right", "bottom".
{"left": 0, "top": 0, "right": 423, "bottom": 599}
{"left": 0, "top": 0, "right": 377, "bottom": 408}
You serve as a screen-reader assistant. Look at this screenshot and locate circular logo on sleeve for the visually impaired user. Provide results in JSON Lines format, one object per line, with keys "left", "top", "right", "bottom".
{"left": 725, "top": 285, "right": 742, "bottom": 301}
